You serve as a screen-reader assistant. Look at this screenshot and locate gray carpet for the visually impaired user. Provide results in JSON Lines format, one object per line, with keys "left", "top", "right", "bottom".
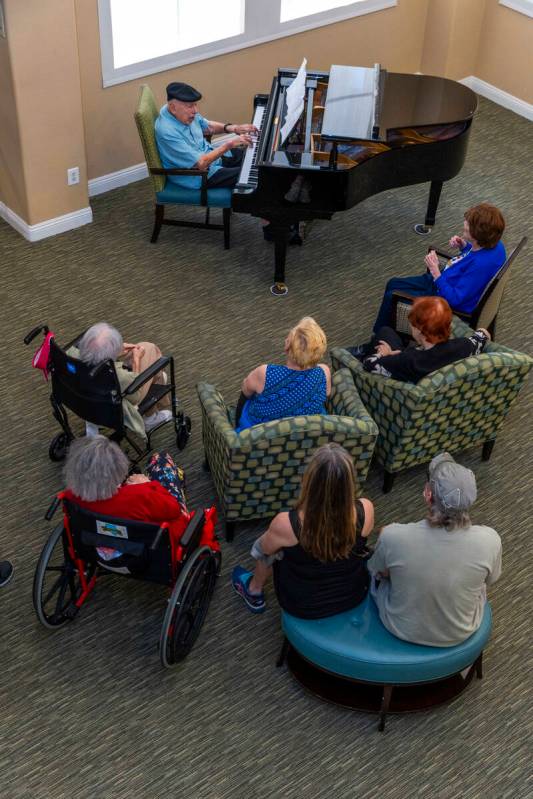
{"left": 1, "top": 96, "right": 532, "bottom": 799}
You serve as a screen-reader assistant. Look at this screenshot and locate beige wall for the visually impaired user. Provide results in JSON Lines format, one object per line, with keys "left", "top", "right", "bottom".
{"left": 76, "top": 0, "right": 430, "bottom": 180}
{"left": 0, "top": 19, "right": 28, "bottom": 219}
{"left": 476, "top": 1, "right": 533, "bottom": 103}
{"left": 421, "top": 0, "right": 486, "bottom": 80}
{"left": 2, "top": 0, "right": 88, "bottom": 226}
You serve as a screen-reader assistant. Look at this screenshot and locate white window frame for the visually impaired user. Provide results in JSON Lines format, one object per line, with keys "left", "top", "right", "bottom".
{"left": 97, "top": 0, "right": 397, "bottom": 88}
{"left": 499, "top": 0, "right": 533, "bottom": 17}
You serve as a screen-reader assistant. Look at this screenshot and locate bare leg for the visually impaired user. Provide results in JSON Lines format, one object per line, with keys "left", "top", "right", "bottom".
{"left": 249, "top": 560, "right": 272, "bottom": 594}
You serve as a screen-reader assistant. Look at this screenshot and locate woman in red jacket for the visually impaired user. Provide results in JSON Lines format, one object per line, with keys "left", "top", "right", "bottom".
{"left": 63, "top": 436, "right": 189, "bottom": 552}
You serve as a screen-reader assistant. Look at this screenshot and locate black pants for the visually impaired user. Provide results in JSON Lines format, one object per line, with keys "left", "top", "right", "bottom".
{"left": 206, "top": 149, "right": 244, "bottom": 188}
{"left": 359, "top": 327, "right": 406, "bottom": 359}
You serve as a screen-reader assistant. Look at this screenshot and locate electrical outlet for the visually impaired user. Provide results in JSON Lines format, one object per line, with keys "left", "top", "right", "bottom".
{"left": 67, "top": 167, "right": 80, "bottom": 186}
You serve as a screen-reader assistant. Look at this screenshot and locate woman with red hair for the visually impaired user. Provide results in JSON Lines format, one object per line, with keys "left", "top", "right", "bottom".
{"left": 372, "top": 203, "right": 506, "bottom": 333}
{"left": 352, "top": 296, "right": 490, "bottom": 383}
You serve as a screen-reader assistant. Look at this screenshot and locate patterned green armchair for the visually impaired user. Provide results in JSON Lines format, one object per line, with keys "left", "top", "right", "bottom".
{"left": 197, "top": 368, "right": 378, "bottom": 541}
{"left": 331, "top": 318, "right": 533, "bottom": 493}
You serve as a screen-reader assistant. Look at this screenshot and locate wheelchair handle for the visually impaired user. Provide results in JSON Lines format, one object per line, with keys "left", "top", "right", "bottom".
{"left": 24, "top": 325, "right": 49, "bottom": 345}
{"left": 45, "top": 496, "right": 61, "bottom": 521}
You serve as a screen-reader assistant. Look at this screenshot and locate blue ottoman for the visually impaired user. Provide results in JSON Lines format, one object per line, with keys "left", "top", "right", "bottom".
{"left": 279, "top": 595, "right": 492, "bottom": 730}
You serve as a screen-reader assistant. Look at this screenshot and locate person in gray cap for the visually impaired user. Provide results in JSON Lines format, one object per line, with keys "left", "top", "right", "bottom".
{"left": 155, "top": 81, "right": 258, "bottom": 191}
{"left": 368, "top": 452, "right": 502, "bottom": 646}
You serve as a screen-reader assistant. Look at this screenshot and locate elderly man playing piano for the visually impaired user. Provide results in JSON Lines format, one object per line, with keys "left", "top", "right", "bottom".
{"left": 155, "top": 81, "right": 257, "bottom": 189}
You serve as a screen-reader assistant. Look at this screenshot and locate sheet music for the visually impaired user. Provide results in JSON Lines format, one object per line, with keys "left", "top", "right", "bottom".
{"left": 280, "top": 57, "right": 307, "bottom": 145}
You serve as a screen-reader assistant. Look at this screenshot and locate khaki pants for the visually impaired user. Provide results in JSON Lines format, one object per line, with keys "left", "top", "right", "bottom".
{"left": 123, "top": 341, "right": 171, "bottom": 412}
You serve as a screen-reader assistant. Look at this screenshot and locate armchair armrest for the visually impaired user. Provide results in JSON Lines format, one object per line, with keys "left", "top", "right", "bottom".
{"left": 196, "top": 382, "right": 240, "bottom": 446}
{"left": 330, "top": 346, "right": 365, "bottom": 374}
{"left": 149, "top": 167, "right": 207, "bottom": 176}
{"left": 329, "top": 368, "right": 378, "bottom": 435}
{"left": 123, "top": 355, "right": 171, "bottom": 397}
{"left": 428, "top": 245, "right": 454, "bottom": 259}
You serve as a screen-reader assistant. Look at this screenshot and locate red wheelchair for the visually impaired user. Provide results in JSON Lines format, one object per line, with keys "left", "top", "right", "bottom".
{"left": 33, "top": 495, "right": 220, "bottom": 668}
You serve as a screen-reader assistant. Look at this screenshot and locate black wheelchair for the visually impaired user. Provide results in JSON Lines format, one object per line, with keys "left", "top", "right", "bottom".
{"left": 24, "top": 325, "right": 191, "bottom": 464}
{"left": 34, "top": 495, "right": 221, "bottom": 667}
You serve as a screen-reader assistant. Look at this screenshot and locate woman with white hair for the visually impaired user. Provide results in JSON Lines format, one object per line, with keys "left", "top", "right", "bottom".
{"left": 235, "top": 317, "right": 331, "bottom": 432}
{"left": 63, "top": 436, "right": 188, "bottom": 537}
{"left": 70, "top": 322, "right": 171, "bottom": 436}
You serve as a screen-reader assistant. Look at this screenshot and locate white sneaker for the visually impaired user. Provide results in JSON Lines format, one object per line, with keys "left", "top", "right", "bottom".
{"left": 144, "top": 409, "right": 172, "bottom": 432}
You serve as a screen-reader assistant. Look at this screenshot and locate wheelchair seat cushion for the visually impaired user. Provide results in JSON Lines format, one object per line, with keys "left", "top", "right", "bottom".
{"left": 282, "top": 594, "right": 492, "bottom": 684}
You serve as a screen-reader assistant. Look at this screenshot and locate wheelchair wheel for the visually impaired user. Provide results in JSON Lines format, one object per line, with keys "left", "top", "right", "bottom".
{"left": 48, "top": 432, "right": 69, "bottom": 462}
{"left": 159, "top": 546, "right": 218, "bottom": 668}
{"left": 33, "top": 523, "right": 96, "bottom": 628}
{"left": 175, "top": 414, "right": 191, "bottom": 451}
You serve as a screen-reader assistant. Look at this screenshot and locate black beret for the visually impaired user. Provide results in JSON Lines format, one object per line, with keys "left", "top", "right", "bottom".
{"left": 166, "top": 82, "right": 202, "bottom": 102}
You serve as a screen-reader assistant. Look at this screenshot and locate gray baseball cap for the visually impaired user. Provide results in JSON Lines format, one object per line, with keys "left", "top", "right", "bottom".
{"left": 428, "top": 452, "right": 477, "bottom": 512}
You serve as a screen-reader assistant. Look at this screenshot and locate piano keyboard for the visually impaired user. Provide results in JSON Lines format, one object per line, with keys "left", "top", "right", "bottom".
{"left": 236, "top": 103, "right": 266, "bottom": 188}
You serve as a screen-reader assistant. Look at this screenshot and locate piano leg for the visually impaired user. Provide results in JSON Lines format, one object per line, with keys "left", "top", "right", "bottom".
{"left": 414, "top": 180, "right": 443, "bottom": 236}
{"left": 271, "top": 225, "right": 290, "bottom": 296}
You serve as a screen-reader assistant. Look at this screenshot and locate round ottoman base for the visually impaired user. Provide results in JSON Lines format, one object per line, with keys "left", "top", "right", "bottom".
{"left": 286, "top": 645, "right": 480, "bottom": 719}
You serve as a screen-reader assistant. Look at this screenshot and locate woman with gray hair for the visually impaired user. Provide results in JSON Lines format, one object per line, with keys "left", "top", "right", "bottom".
{"left": 63, "top": 436, "right": 188, "bottom": 549}
{"left": 69, "top": 322, "right": 171, "bottom": 436}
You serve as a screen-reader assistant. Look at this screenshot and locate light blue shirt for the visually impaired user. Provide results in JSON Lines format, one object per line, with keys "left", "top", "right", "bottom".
{"left": 154, "top": 105, "right": 223, "bottom": 189}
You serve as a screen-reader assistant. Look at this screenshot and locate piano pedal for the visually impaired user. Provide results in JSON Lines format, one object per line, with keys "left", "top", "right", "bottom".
{"left": 414, "top": 224, "right": 433, "bottom": 236}
{"left": 271, "top": 282, "right": 289, "bottom": 297}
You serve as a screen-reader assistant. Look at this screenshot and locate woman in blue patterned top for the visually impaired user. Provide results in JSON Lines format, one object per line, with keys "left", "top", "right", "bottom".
{"left": 235, "top": 317, "right": 331, "bottom": 432}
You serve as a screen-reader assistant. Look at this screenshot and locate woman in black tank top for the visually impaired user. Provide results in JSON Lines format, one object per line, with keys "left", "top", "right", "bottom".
{"left": 231, "top": 443, "right": 374, "bottom": 618}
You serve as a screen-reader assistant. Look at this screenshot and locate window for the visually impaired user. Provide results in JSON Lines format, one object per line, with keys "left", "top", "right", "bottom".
{"left": 109, "top": 0, "right": 244, "bottom": 69}
{"left": 281, "top": 0, "right": 360, "bottom": 23}
{"left": 498, "top": 0, "right": 533, "bottom": 18}
{"left": 98, "top": 0, "right": 396, "bottom": 87}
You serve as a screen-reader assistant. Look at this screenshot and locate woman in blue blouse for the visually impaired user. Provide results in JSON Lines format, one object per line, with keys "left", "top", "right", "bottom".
{"left": 235, "top": 317, "right": 331, "bottom": 432}
{"left": 372, "top": 203, "right": 506, "bottom": 333}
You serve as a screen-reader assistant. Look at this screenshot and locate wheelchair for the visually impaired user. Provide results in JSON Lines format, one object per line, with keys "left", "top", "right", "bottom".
{"left": 33, "top": 494, "right": 221, "bottom": 667}
{"left": 24, "top": 324, "right": 191, "bottom": 465}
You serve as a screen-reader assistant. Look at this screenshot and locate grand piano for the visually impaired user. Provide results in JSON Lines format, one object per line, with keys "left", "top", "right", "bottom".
{"left": 232, "top": 64, "right": 477, "bottom": 294}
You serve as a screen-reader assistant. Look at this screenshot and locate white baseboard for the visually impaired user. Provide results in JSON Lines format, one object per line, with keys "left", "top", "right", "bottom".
{"left": 88, "top": 162, "right": 148, "bottom": 197}
{"left": 0, "top": 201, "right": 93, "bottom": 242}
{"left": 460, "top": 75, "right": 533, "bottom": 121}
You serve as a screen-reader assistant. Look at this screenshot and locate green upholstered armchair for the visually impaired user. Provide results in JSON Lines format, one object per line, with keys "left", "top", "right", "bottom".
{"left": 134, "top": 84, "right": 232, "bottom": 247}
{"left": 197, "top": 368, "right": 379, "bottom": 541}
{"left": 331, "top": 318, "right": 533, "bottom": 493}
